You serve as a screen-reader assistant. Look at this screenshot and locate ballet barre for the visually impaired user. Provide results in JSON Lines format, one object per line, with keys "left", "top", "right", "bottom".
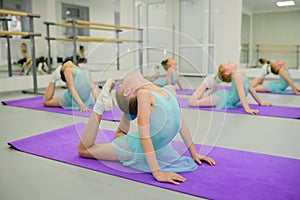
{"left": 0, "top": 9, "right": 39, "bottom": 17}
{"left": 75, "top": 19, "right": 139, "bottom": 30}
{"left": 0, "top": 9, "right": 41, "bottom": 94}
{"left": 0, "top": 30, "right": 41, "bottom": 37}
{"left": 45, "top": 36, "right": 140, "bottom": 43}
{"left": 44, "top": 22, "right": 117, "bottom": 32}
{"left": 256, "top": 43, "right": 300, "bottom": 68}
{"left": 44, "top": 19, "right": 143, "bottom": 72}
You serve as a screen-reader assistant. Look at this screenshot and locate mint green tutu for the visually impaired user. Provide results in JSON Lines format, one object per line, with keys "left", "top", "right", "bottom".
{"left": 212, "top": 74, "right": 249, "bottom": 109}
{"left": 58, "top": 68, "right": 95, "bottom": 110}
{"left": 154, "top": 71, "right": 179, "bottom": 87}
{"left": 268, "top": 70, "right": 291, "bottom": 92}
{"left": 112, "top": 87, "right": 197, "bottom": 172}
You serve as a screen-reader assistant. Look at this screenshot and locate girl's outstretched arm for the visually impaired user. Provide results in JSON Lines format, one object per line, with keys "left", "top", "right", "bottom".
{"left": 88, "top": 71, "right": 98, "bottom": 101}
{"left": 137, "top": 89, "right": 186, "bottom": 185}
{"left": 233, "top": 70, "right": 258, "bottom": 114}
{"left": 179, "top": 115, "right": 216, "bottom": 166}
{"left": 167, "top": 68, "right": 173, "bottom": 85}
{"left": 249, "top": 83, "right": 271, "bottom": 106}
{"left": 65, "top": 69, "right": 89, "bottom": 112}
{"left": 279, "top": 69, "right": 300, "bottom": 94}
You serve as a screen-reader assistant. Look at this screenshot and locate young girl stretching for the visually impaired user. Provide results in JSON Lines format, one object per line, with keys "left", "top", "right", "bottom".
{"left": 188, "top": 62, "right": 271, "bottom": 115}
{"left": 78, "top": 72, "right": 215, "bottom": 185}
{"left": 253, "top": 60, "right": 300, "bottom": 94}
{"left": 188, "top": 73, "right": 223, "bottom": 105}
{"left": 154, "top": 58, "right": 185, "bottom": 90}
{"left": 43, "top": 61, "right": 99, "bottom": 112}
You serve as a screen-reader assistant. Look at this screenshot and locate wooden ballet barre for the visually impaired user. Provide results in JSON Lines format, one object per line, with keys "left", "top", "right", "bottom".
{"left": 75, "top": 36, "right": 141, "bottom": 43}
{"left": 256, "top": 43, "right": 296, "bottom": 48}
{"left": 0, "top": 9, "right": 40, "bottom": 18}
{"left": 0, "top": 30, "right": 41, "bottom": 37}
{"left": 74, "top": 19, "right": 139, "bottom": 30}
{"left": 45, "top": 37, "right": 72, "bottom": 41}
{"left": 259, "top": 49, "right": 297, "bottom": 53}
{"left": 45, "top": 36, "right": 140, "bottom": 43}
{"left": 44, "top": 21, "right": 118, "bottom": 32}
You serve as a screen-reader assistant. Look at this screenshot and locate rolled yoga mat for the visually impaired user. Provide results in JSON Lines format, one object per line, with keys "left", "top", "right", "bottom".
{"left": 177, "top": 97, "right": 300, "bottom": 119}
{"left": 8, "top": 123, "right": 300, "bottom": 200}
{"left": 1, "top": 96, "right": 123, "bottom": 121}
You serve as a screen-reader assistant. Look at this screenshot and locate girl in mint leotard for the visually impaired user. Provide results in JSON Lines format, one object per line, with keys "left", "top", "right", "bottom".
{"left": 189, "top": 62, "right": 271, "bottom": 114}
{"left": 254, "top": 60, "right": 300, "bottom": 94}
{"left": 43, "top": 60, "right": 98, "bottom": 112}
{"left": 77, "top": 72, "right": 216, "bottom": 185}
{"left": 154, "top": 58, "right": 185, "bottom": 90}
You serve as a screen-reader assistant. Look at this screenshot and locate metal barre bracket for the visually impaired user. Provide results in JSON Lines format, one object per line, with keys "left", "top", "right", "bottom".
{"left": 27, "top": 13, "right": 40, "bottom": 18}
{"left": 44, "top": 21, "right": 55, "bottom": 25}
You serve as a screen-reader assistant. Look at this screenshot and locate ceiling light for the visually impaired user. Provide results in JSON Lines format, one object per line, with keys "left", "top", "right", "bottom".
{"left": 276, "top": 1, "right": 295, "bottom": 7}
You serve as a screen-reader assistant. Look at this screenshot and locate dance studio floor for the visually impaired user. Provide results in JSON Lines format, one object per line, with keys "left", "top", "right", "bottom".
{"left": 0, "top": 77, "right": 300, "bottom": 200}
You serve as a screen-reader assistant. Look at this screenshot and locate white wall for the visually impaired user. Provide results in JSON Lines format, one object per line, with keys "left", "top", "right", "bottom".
{"left": 213, "top": 0, "right": 243, "bottom": 66}
{"left": 252, "top": 10, "right": 300, "bottom": 68}
{"left": 0, "top": 0, "right": 245, "bottom": 92}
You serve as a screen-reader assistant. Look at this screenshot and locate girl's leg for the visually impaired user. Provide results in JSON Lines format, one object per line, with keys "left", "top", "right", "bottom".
{"left": 78, "top": 78, "right": 118, "bottom": 161}
{"left": 188, "top": 83, "right": 206, "bottom": 105}
{"left": 25, "top": 62, "right": 32, "bottom": 75}
{"left": 189, "top": 95, "right": 216, "bottom": 107}
{"left": 20, "top": 63, "right": 26, "bottom": 72}
{"left": 43, "top": 66, "right": 63, "bottom": 107}
{"left": 254, "top": 84, "right": 267, "bottom": 92}
{"left": 251, "top": 78, "right": 264, "bottom": 88}
{"left": 43, "top": 82, "right": 61, "bottom": 107}
{"left": 78, "top": 112, "right": 119, "bottom": 161}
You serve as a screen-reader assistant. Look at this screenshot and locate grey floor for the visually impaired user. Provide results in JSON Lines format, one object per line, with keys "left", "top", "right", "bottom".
{"left": 1, "top": 77, "right": 300, "bottom": 200}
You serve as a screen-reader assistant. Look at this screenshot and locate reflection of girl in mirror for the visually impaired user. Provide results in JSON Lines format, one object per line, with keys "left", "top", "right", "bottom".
{"left": 43, "top": 61, "right": 98, "bottom": 112}
{"left": 251, "top": 58, "right": 271, "bottom": 88}
{"left": 18, "top": 43, "right": 32, "bottom": 75}
{"left": 253, "top": 59, "right": 300, "bottom": 95}
{"left": 188, "top": 62, "right": 271, "bottom": 115}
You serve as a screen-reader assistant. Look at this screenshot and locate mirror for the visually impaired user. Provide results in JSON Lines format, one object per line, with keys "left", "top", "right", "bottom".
{"left": 241, "top": 0, "right": 300, "bottom": 69}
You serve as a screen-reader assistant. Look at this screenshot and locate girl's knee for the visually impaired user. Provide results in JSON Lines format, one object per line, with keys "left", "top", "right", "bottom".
{"left": 188, "top": 96, "right": 199, "bottom": 106}
{"left": 43, "top": 100, "right": 49, "bottom": 107}
{"left": 77, "top": 143, "right": 88, "bottom": 157}
{"left": 63, "top": 60, "right": 73, "bottom": 68}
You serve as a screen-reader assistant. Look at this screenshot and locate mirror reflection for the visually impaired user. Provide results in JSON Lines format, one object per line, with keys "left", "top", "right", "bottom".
{"left": 241, "top": 0, "right": 300, "bottom": 69}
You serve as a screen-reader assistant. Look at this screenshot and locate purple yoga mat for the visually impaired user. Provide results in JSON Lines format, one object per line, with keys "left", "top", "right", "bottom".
{"left": 177, "top": 97, "right": 300, "bottom": 119}
{"left": 169, "top": 86, "right": 296, "bottom": 96}
{"left": 8, "top": 123, "right": 300, "bottom": 200}
{"left": 219, "top": 85, "right": 298, "bottom": 95}
{"left": 175, "top": 89, "right": 195, "bottom": 95}
{"left": 3, "top": 96, "right": 300, "bottom": 120}
{"left": 2, "top": 96, "right": 123, "bottom": 121}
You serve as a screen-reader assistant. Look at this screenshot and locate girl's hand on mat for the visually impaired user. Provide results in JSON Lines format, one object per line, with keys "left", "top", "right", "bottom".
{"left": 80, "top": 105, "right": 90, "bottom": 112}
{"left": 245, "top": 108, "right": 259, "bottom": 115}
{"left": 260, "top": 102, "right": 272, "bottom": 106}
{"left": 153, "top": 171, "right": 186, "bottom": 185}
{"left": 192, "top": 154, "right": 216, "bottom": 166}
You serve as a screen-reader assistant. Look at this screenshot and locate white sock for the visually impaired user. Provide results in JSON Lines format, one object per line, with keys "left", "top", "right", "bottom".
{"left": 50, "top": 65, "right": 62, "bottom": 83}
{"left": 93, "top": 92, "right": 105, "bottom": 115}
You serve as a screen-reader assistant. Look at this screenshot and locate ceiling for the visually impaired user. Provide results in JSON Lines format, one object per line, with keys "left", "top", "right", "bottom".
{"left": 243, "top": 0, "right": 300, "bottom": 13}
